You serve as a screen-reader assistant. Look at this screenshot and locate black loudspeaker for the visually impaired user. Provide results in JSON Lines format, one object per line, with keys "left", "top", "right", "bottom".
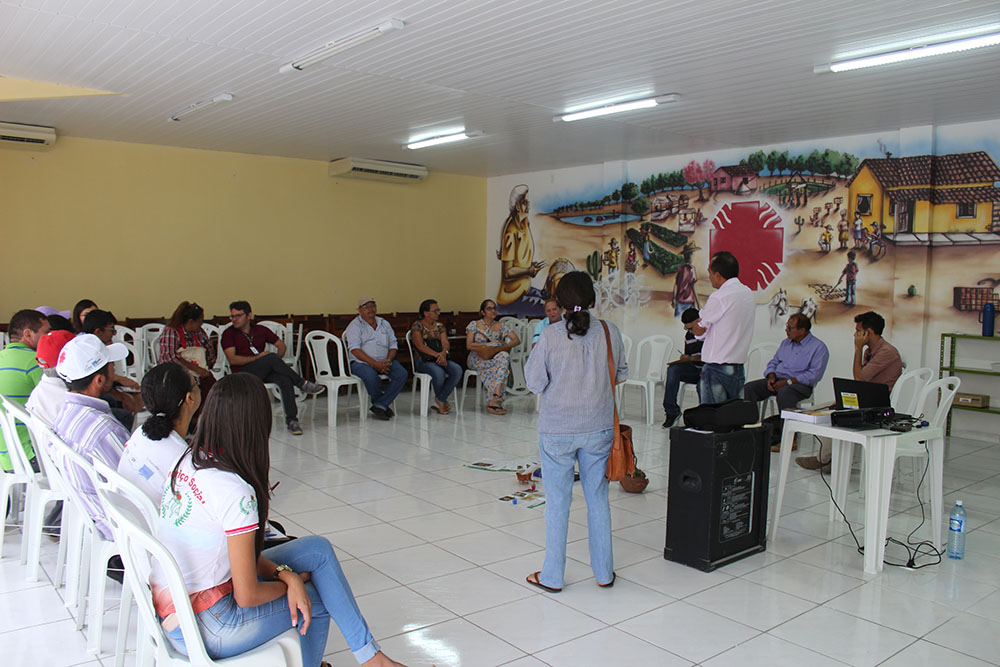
{"left": 664, "top": 426, "right": 771, "bottom": 571}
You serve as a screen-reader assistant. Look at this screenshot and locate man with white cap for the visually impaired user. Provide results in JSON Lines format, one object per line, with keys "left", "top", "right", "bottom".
{"left": 343, "top": 296, "right": 408, "bottom": 420}
{"left": 53, "top": 333, "right": 131, "bottom": 541}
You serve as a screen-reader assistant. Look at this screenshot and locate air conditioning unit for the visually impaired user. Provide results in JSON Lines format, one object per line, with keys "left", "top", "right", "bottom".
{"left": 0, "top": 122, "right": 57, "bottom": 150}
{"left": 329, "top": 157, "right": 427, "bottom": 183}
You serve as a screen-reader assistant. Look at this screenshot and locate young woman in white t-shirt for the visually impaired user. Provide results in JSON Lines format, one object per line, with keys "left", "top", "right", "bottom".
{"left": 154, "top": 374, "right": 404, "bottom": 667}
{"left": 118, "top": 362, "right": 200, "bottom": 504}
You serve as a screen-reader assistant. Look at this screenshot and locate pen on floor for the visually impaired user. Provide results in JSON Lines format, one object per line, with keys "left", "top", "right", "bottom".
{"left": 270, "top": 481, "right": 280, "bottom": 492}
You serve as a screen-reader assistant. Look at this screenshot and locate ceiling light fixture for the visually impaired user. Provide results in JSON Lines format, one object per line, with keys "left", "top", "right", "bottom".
{"left": 279, "top": 19, "right": 404, "bottom": 73}
{"left": 405, "top": 130, "right": 482, "bottom": 150}
{"left": 554, "top": 94, "right": 680, "bottom": 122}
{"left": 816, "top": 30, "right": 1000, "bottom": 73}
{"left": 167, "top": 93, "right": 233, "bottom": 122}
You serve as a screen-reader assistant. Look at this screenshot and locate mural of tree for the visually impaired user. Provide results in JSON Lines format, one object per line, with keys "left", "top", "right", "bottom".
{"left": 683, "top": 159, "right": 716, "bottom": 200}
{"left": 631, "top": 196, "right": 651, "bottom": 216}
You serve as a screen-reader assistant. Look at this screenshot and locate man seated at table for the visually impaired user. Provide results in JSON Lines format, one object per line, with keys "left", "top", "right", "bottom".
{"left": 531, "top": 298, "right": 563, "bottom": 344}
{"left": 662, "top": 308, "right": 703, "bottom": 428}
{"left": 221, "top": 300, "right": 322, "bottom": 435}
{"left": 744, "top": 313, "right": 829, "bottom": 452}
{"left": 796, "top": 310, "right": 902, "bottom": 472}
{"left": 343, "top": 296, "right": 408, "bottom": 420}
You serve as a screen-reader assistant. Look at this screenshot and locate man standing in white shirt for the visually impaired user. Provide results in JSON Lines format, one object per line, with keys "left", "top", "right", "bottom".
{"left": 690, "top": 251, "right": 756, "bottom": 403}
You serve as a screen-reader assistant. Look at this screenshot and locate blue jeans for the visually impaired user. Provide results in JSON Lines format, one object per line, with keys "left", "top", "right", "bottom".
{"left": 350, "top": 360, "right": 408, "bottom": 410}
{"left": 699, "top": 363, "right": 745, "bottom": 404}
{"left": 673, "top": 301, "right": 696, "bottom": 317}
{"left": 414, "top": 358, "right": 462, "bottom": 402}
{"left": 845, "top": 279, "right": 856, "bottom": 305}
{"left": 662, "top": 362, "right": 702, "bottom": 417}
{"left": 165, "top": 536, "right": 379, "bottom": 665}
{"left": 538, "top": 428, "right": 614, "bottom": 590}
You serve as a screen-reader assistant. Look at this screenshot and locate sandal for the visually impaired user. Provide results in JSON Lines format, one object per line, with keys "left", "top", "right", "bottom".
{"left": 526, "top": 571, "right": 561, "bottom": 593}
{"left": 487, "top": 404, "right": 507, "bottom": 415}
{"left": 598, "top": 572, "right": 616, "bottom": 588}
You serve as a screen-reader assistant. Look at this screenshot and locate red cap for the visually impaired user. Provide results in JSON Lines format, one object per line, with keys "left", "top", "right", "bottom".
{"left": 36, "top": 330, "right": 76, "bottom": 369}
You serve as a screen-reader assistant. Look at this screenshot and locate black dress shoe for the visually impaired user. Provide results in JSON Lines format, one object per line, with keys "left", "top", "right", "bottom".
{"left": 662, "top": 414, "right": 678, "bottom": 429}
{"left": 385, "top": 406, "right": 395, "bottom": 418}
{"left": 370, "top": 405, "right": 390, "bottom": 421}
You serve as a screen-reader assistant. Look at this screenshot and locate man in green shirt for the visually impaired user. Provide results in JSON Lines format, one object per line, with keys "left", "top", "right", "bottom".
{"left": 0, "top": 309, "right": 51, "bottom": 470}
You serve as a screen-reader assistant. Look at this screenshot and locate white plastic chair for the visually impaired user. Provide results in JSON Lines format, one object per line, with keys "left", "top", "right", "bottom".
{"left": 205, "top": 322, "right": 231, "bottom": 379}
{"left": 405, "top": 330, "right": 432, "bottom": 417}
{"left": 1, "top": 399, "right": 72, "bottom": 586}
{"left": 258, "top": 320, "right": 298, "bottom": 371}
{"left": 139, "top": 324, "right": 164, "bottom": 372}
{"left": 746, "top": 342, "right": 778, "bottom": 385}
{"left": 32, "top": 419, "right": 132, "bottom": 660}
{"left": 97, "top": 486, "right": 302, "bottom": 667}
{"left": 874, "top": 376, "right": 961, "bottom": 560}
{"left": 113, "top": 327, "right": 144, "bottom": 377}
{"left": 501, "top": 317, "right": 531, "bottom": 396}
{"left": 622, "top": 334, "right": 674, "bottom": 425}
{"left": 114, "top": 340, "right": 144, "bottom": 384}
{"left": 458, "top": 369, "right": 479, "bottom": 412}
{"left": 305, "top": 331, "right": 364, "bottom": 428}
{"left": 0, "top": 398, "right": 32, "bottom": 561}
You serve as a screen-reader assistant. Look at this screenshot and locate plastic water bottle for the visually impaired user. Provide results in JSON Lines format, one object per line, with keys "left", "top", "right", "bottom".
{"left": 947, "top": 501, "right": 967, "bottom": 559}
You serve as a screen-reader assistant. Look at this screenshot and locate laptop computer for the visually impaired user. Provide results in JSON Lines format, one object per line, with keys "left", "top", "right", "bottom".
{"left": 831, "top": 377, "right": 892, "bottom": 410}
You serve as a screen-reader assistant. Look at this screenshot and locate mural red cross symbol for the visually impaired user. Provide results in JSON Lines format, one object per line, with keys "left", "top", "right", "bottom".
{"left": 709, "top": 201, "right": 784, "bottom": 290}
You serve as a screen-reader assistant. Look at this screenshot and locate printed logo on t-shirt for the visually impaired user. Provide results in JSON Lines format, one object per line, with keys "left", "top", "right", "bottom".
{"left": 160, "top": 486, "right": 193, "bottom": 527}
{"left": 239, "top": 495, "right": 258, "bottom": 516}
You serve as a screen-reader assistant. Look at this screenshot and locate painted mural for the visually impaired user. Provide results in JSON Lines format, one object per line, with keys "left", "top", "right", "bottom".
{"left": 487, "top": 122, "right": 1000, "bottom": 430}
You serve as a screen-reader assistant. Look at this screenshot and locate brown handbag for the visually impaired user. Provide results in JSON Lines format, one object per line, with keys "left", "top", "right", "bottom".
{"left": 601, "top": 321, "right": 635, "bottom": 481}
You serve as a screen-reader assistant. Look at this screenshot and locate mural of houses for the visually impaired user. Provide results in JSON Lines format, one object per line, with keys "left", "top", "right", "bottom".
{"left": 847, "top": 151, "right": 1000, "bottom": 245}
{"left": 711, "top": 164, "right": 758, "bottom": 194}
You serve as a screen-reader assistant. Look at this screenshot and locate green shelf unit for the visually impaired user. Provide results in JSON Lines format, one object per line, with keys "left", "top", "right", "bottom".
{"left": 939, "top": 333, "right": 999, "bottom": 435}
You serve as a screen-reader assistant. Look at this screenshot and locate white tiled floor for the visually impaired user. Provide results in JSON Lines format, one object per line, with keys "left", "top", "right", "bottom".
{"left": 3, "top": 391, "right": 1000, "bottom": 666}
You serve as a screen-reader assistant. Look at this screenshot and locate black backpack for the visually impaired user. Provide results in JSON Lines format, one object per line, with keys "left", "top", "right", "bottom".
{"left": 682, "top": 398, "right": 759, "bottom": 432}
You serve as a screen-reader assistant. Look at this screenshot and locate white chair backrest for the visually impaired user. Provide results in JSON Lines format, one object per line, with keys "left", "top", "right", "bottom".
{"left": 258, "top": 321, "right": 291, "bottom": 353}
{"left": 0, "top": 396, "right": 35, "bottom": 479}
{"left": 634, "top": 334, "right": 674, "bottom": 383}
{"left": 211, "top": 322, "right": 232, "bottom": 376}
{"left": 890, "top": 367, "right": 934, "bottom": 416}
{"left": 405, "top": 330, "right": 430, "bottom": 376}
{"left": 113, "top": 325, "right": 141, "bottom": 349}
{"left": 19, "top": 409, "right": 71, "bottom": 496}
{"left": 1, "top": 330, "right": 7, "bottom": 349}
{"left": 114, "top": 340, "right": 143, "bottom": 381}
{"left": 914, "top": 376, "right": 961, "bottom": 428}
{"left": 306, "top": 331, "right": 349, "bottom": 381}
{"left": 621, "top": 334, "right": 634, "bottom": 368}
{"left": 747, "top": 342, "right": 779, "bottom": 381}
{"left": 91, "top": 456, "right": 159, "bottom": 531}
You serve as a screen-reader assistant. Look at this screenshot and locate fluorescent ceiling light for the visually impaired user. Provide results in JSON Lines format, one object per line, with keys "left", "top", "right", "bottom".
{"left": 405, "top": 130, "right": 482, "bottom": 150}
{"left": 554, "top": 94, "right": 680, "bottom": 122}
{"left": 168, "top": 93, "right": 233, "bottom": 122}
{"left": 816, "top": 30, "right": 1000, "bottom": 73}
{"left": 279, "top": 19, "right": 404, "bottom": 73}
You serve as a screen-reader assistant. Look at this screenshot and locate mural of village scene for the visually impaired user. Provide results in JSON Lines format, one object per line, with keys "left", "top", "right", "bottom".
{"left": 494, "top": 144, "right": 1000, "bottom": 354}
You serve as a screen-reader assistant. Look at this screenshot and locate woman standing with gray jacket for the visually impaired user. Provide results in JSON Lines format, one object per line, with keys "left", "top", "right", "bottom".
{"left": 523, "top": 271, "right": 628, "bottom": 592}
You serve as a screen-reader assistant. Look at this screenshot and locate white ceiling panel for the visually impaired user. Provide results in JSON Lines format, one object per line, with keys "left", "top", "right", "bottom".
{"left": 1, "top": 0, "right": 999, "bottom": 176}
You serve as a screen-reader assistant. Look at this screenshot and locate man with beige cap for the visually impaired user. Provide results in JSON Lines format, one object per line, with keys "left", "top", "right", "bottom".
{"left": 343, "top": 296, "right": 408, "bottom": 420}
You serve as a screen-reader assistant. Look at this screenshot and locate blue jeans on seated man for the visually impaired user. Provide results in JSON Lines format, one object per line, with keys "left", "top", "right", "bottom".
{"left": 699, "top": 363, "right": 745, "bottom": 404}
{"left": 662, "top": 362, "right": 702, "bottom": 418}
{"left": 350, "top": 359, "right": 408, "bottom": 409}
{"left": 414, "top": 358, "right": 462, "bottom": 402}
{"left": 538, "top": 428, "right": 614, "bottom": 591}
{"left": 165, "top": 536, "right": 380, "bottom": 666}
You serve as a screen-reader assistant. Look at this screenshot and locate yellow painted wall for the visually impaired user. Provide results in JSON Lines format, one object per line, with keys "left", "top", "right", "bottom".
{"left": 0, "top": 137, "right": 486, "bottom": 319}
{"left": 930, "top": 200, "right": 992, "bottom": 232}
{"left": 847, "top": 166, "right": 883, "bottom": 229}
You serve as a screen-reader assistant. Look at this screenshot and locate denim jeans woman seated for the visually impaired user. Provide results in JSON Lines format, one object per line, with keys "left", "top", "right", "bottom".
{"left": 414, "top": 358, "right": 462, "bottom": 406}
{"left": 166, "top": 536, "right": 379, "bottom": 665}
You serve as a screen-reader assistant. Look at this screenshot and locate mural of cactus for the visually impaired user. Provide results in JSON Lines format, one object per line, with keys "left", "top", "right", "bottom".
{"left": 586, "top": 250, "right": 603, "bottom": 281}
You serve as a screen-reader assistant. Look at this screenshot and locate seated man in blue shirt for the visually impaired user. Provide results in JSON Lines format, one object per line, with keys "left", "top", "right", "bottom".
{"left": 343, "top": 296, "right": 409, "bottom": 420}
{"left": 531, "top": 298, "right": 563, "bottom": 344}
{"left": 662, "top": 308, "right": 703, "bottom": 428}
{"left": 743, "top": 313, "right": 829, "bottom": 451}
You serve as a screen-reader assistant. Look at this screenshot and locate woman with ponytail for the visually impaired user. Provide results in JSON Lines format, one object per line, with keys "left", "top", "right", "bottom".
{"left": 118, "top": 362, "right": 200, "bottom": 504}
{"left": 152, "top": 374, "right": 404, "bottom": 667}
{"left": 159, "top": 300, "right": 217, "bottom": 402}
{"left": 522, "top": 270, "right": 628, "bottom": 592}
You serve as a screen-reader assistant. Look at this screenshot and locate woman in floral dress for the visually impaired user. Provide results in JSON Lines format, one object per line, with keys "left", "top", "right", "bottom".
{"left": 465, "top": 299, "right": 520, "bottom": 415}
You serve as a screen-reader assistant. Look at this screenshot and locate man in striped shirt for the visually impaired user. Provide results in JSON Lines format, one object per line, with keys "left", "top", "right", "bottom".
{"left": 0, "top": 309, "right": 50, "bottom": 471}
{"left": 53, "top": 334, "right": 130, "bottom": 540}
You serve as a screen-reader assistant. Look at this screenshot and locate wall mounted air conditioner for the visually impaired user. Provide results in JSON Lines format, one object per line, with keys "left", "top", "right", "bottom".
{"left": 0, "top": 122, "right": 57, "bottom": 150}
{"left": 329, "top": 157, "right": 427, "bottom": 183}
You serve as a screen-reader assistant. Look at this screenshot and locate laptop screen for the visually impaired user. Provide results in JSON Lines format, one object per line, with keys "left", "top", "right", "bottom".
{"left": 831, "top": 377, "right": 892, "bottom": 410}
